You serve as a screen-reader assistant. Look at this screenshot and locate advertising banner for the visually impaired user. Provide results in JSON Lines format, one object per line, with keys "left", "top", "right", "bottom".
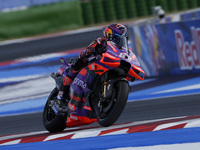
{"left": 129, "top": 19, "right": 200, "bottom": 76}
{"left": 181, "top": 10, "right": 200, "bottom": 21}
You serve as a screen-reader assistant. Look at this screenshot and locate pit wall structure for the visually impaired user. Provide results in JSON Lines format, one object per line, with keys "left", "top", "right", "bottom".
{"left": 129, "top": 19, "right": 200, "bottom": 77}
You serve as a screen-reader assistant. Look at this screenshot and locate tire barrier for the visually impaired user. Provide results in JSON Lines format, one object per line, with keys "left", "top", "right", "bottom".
{"left": 90, "top": 0, "right": 199, "bottom": 24}
{"left": 124, "top": 0, "right": 137, "bottom": 18}
{"left": 114, "top": 0, "right": 127, "bottom": 20}
{"left": 91, "top": 0, "right": 105, "bottom": 23}
{"left": 135, "top": 0, "right": 148, "bottom": 17}
{"left": 156, "top": 0, "right": 168, "bottom": 12}
{"left": 102, "top": 0, "right": 116, "bottom": 22}
{"left": 176, "top": 0, "right": 188, "bottom": 10}
{"left": 187, "top": 0, "right": 198, "bottom": 9}
{"left": 146, "top": 0, "right": 157, "bottom": 15}
{"left": 81, "top": 1, "right": 95, "bottom": 25}
{"left": 167, "top": 0, "right": 177, "bottom": 12}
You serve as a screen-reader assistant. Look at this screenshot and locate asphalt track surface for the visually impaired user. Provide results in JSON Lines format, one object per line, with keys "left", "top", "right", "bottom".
{"left": 0, "top": 75, "right": 200, "bottom": 136}
{"left": 0, "top": 28, "right": 200, "bottom": 136}
{"left": 0, "top": 29, "right": 102, "bottom": 62}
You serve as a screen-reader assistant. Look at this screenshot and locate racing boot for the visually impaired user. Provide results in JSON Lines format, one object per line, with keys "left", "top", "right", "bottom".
{"left": 55, "top": 74, "right": 72, "bottom": 101}
{"left": 57, "top": 85, "right": 70, "bottom": 102}
{"left": 52, "top": 73, "right": 72, "bottom": 113}
{"left": 56, "top": 75, "right": 73, "bottom": 113}
{"left": 57, "top": 85, "right": 70, "bottom": 113}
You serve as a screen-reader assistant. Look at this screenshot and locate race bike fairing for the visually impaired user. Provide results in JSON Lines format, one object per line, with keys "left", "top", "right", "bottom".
{"left": 43, "top": 39, "right": 145, "bottom": 132}
{"left": 65, "top": 41, "right": 145, "bottom": 127}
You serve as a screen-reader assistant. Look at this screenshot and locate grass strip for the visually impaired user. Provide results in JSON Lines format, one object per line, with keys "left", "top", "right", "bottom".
{"left": 0, "top": 1, "right": 83, "bottom": 41}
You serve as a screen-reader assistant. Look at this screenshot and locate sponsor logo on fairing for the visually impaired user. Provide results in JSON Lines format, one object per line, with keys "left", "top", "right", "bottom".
{"left": 119, "top": 52, "right": 132, "bottom": 62}
{"left": 74, "top": 78, "right": 86, "bottom": 88}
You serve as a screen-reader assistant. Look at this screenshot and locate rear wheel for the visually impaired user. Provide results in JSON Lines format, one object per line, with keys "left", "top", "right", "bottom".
{"left": 43, "top": 88, "right": 67, "bottom": 133}
{"left": 94, "top": 80, "right": 129, "bottom": 127}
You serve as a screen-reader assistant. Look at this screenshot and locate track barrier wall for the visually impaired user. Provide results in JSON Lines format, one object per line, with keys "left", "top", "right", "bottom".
{"left": 129, "top": 19, "right": 200, "bottom": 77}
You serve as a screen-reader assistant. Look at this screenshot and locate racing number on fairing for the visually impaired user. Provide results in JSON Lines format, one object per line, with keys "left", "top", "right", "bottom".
{"left": 119, "top": 52, "right": 132, "bottom": 62}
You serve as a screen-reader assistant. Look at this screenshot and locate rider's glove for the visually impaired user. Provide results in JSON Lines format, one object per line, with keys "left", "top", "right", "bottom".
{"left": 51, "top": 73, "right": 63, "bottom": 90}
{"left": 70, "top": 58, "right": 85, "bottom": 71}
{"left": 96, "top": 38, "right": 107, "bottom": 54}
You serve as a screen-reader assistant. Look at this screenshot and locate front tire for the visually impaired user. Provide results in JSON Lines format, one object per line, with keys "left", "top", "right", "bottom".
{"left": 97, "top": 80, "right": 129, "bottom": 127}
{"left": 43, "top": 88, "right": 67, "bottom": 133}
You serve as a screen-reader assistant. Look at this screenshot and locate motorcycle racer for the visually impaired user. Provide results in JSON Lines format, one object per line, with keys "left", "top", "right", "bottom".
{"left": 53, "top": 23, "right": 129, "bottom": 104}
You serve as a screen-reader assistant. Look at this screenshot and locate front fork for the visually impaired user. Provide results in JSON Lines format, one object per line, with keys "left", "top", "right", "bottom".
{"left": 98, "top": 72, "right": 115, "bottom": 113}
{"left": 102, "top": 72, "right": 108, "bottom": 98}
{"left": 97, "top": 72, "right": 108, "bottom": 113}
{"left": 101, "top": 73, "right": 130, "bottom": 101}
{"left": 93, "top": 72, "right": 130, "bottom": 117}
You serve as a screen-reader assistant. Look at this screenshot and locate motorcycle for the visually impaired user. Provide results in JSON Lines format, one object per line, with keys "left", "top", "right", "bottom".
{"left": 43, "top": 36, "right": 145, "bottom": 133}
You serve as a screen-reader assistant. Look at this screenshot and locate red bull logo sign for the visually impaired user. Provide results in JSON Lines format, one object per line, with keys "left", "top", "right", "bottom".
{"left": 175, "top": 27, "right": 200, "bottom": 70}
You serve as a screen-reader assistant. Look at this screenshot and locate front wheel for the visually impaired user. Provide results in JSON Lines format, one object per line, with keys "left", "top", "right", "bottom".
{"left": 43, "top": 88, "right": 67, "bottom": 133}
{"left": 96, "top": 80, "right": 129, "bottom": 127}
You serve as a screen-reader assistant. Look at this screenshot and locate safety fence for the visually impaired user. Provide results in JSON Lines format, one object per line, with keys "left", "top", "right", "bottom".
{"left": 81, "top": 0, "right": 200, "bottom": 25}
{"left": 129, "top": 19, "right": 200, "bottom": 77}
{"left": 1, "top": 0, "right": 200, "bottom": 24}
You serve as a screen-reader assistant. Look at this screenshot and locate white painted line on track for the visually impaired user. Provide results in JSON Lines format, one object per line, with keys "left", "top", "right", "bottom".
{"left": 71, "top": 130, "right": 101, "bottom": 139}
{"left": 44, "top": 132, "right": 74, "bottom": 141}
{"left": 100, "top": 129, "right": 129, "bottom": 136}
{"left": 184, "top": 119, "right": 200, "bottom": 128}
{"left": 153, "top": 122, "right": 187, "bottom": 131}
{"left": 153, "top": 117, "right": 200, "bottom": 131}
{"left": 0, "top": 76, "right": 54, "bottom": 104}
{"left": 16, "top": 53, "right": 63, "bottom": 62}
{"left": 0, "top": 93, "right": 48, "bottom": 105}
{"left": 153, "top": 83, "right": 200, "bottom": 94}
{"left": 0, "top": 74, "right": 44, "bottom": 83}
{"left": 0, "top": 139, "right": 21, "bottom": 145}
{"left": 0, "top": 130, "right": 48, "bottom": 141}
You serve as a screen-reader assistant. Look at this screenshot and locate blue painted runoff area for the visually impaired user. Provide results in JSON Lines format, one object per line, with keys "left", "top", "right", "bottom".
{"left": 128, "top": 76, "right": 200, "bottom": 101}
{"left": 0, "top": 97, "right": 46, "bottom": 116}
{"left": 1, "top": 127, "right": 200, "bottom": 150}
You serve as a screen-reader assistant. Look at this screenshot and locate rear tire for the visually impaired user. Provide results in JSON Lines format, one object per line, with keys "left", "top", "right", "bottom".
{"left": 97, "top": 80, "right": 129, "bottom": 127}
{"left": 43, "top": 88, "right": 67, "bottom": 133}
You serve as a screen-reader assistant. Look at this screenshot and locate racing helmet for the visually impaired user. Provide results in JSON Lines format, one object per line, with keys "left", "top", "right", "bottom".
{"left": 103, "top": 23, "right": 128, "bottom": 49}
{"left": 103, "top": 23, "right": 128, "bottom": 40}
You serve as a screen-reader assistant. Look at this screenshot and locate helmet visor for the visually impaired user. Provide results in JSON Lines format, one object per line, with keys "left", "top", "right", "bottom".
{"left": 113, "top": 36, "right": 128, "bottom": 50}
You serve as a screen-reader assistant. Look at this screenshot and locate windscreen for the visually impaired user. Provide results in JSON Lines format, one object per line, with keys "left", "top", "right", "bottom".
{"left": 112, "top": 36, "right": 128, "bottom": 50}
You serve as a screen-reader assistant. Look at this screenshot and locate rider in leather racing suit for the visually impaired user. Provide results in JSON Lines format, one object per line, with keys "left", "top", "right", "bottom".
{"left": 54, "top": 23, "right": 129, "bottom": 104}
